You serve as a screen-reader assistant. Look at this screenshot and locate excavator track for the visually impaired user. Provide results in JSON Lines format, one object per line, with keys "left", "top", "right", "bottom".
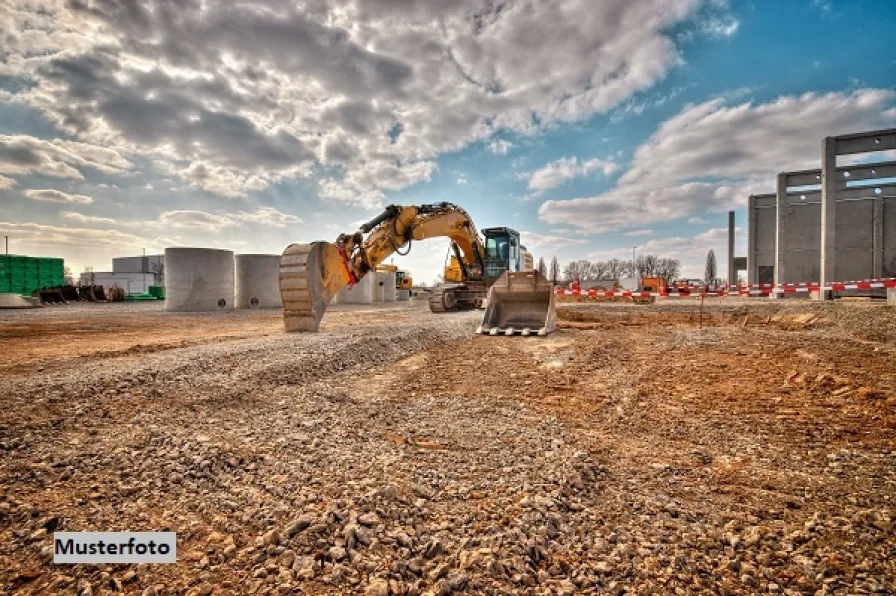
{"left": 428, "top": 284, "right": 482, "bottom": 313}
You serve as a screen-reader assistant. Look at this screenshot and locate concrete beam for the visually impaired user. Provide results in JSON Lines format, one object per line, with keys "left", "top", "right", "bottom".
{"left": 775, "top": 172, "right": 787, "bottom": 288}
{"left": 833, "top": 128, "right": 896, "bottom": 155}
{"left": 837, "top": 185, "right": 896, "bottom": 200}
{"left": 785, "top": 160, "right": 896, "bottom": 188}
{"left": 747, "top": 195, "right": 756, "bottom": 285}
{"left": 873, "top": 198, "right": 884, "bottom": 278}
{"left": 728, "top": 210, "right": 736, "bottom": 286}
{"left": 819, "top": 136, "right": 837, "bottom": 298}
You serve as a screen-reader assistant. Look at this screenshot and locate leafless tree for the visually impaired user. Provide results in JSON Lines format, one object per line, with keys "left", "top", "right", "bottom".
{"left": 563, "top": 260, "right": 585, "bottom": 282}
{"left": 704, "top": 249, "right": 717, "bottom": 283}
{"left": 635, "top": 254, "right": 659, "bottom": 279}
{"left": 589, "top": 260, "right": 610, "bottom": 280}
{"left": 537, "top": 257, "right": 548, "bottom": 277}
{"left": 606, "top": 258, "right": 630, "bottom": 279}
{"left": 656, "top": 258, "right": 681, "bottom": 282}
{"left": 549, "top": 256, "right": 560, "bottom": 284}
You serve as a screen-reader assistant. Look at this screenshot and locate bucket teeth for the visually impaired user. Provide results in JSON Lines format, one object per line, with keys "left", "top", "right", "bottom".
{"left": 478, "top": 270, "right": 557, "bottom": 337}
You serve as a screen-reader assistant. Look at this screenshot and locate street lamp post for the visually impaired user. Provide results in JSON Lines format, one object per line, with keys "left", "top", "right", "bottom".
{"left": 632, "top": 246, "right": 637, "bottom": 284}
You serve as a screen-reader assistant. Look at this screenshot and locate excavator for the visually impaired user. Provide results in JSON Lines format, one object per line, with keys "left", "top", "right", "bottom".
{"left": 279, "top": 202, "right": 556, "bottom": 335}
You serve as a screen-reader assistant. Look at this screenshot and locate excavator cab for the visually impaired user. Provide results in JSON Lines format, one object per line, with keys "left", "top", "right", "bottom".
{"left": 483, "top": 227, "right": 522, "bottom": 279}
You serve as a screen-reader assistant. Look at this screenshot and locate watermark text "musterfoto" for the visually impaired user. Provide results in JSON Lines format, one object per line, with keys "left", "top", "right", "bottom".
{"left": 54, "top": 532, "right": 177, "bottom": 564}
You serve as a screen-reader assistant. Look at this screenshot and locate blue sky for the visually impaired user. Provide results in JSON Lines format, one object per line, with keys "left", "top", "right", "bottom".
{"left": 1, "top": 0, "right": 894, "bottom": 283}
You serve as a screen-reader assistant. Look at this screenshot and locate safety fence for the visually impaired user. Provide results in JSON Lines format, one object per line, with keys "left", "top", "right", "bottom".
{"left": 555, "top": 276, "right": 896, "bottom": 299}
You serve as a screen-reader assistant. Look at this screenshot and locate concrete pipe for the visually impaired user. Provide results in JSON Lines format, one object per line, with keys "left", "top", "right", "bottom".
{"left": 165, "top": 248, "right": 234, "bottom": 312}
{"left": 235, "top": 254, "right": 282, "bottom": 309}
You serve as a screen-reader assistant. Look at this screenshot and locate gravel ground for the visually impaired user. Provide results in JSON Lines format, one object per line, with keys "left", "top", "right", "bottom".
{"left": 1, "top": 300, "right": 895, "bottom": 595}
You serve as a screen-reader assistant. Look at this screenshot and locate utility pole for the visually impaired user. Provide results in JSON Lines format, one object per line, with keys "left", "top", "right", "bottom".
{"left": 632, "top": 246, "right": 637, "bottom": 283}
{"left": 4, "top": 235, "right": 8, "bottom": 255}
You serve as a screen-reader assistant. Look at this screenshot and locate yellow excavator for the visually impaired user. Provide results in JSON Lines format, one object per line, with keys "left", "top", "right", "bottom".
{"left": 279, "top": 202, "right": 556, "bottom": 335}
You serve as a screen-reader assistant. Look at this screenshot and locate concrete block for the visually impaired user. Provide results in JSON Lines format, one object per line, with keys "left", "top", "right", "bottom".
{"left": 888, "top": 287, "right": 896, "bottom": 306}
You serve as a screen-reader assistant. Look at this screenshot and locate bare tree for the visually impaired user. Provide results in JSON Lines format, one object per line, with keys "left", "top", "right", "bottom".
{"left": 563, "top": 259, "right": 592, "bottom": 282}
{"left": 606, "top": 258, "right": 630, "bottom": 279}
{"left": 537, "top": 257, "right": 548, "bottom": 277}
{"left": 151, "top": 260, "right": 165, "bottom": 285}
{"left": 635, "top": 254, "right": 661, "bottom": 279}
{"left": 82, "top": 266, "right": 94, "bottom": 286}
{"left": 549, "top": 256, "right": 560, "bottom": 284}
{"left": 656, "top": 258, "right": 681, "bottom": 282}
{"left": 704, "top": 249, "right": 717, "bottom": 283}
{"left": 589, "top": 260, "right": 610, "bottom": 280}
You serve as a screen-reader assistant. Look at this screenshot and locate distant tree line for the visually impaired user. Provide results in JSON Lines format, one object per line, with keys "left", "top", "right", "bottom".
{"left": 556, "top": 255, "right": 681, "bottom": 282}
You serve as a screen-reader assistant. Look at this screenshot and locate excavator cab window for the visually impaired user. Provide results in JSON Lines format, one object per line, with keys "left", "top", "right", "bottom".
{"left": 483, "top": 228, "right": 521, "bottom": 279}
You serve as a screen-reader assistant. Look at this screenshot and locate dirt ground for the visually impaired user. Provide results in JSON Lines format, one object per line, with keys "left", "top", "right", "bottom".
{"left": 1, "top": 298, "right": 894, "bottom": 595}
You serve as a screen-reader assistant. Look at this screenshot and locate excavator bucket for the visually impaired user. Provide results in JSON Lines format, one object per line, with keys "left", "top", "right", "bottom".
{"left": 477, "top": 270, "right": 557, "bottom": 336}
{"left": 280, "top": 242, "right": 353, "bottom": 332}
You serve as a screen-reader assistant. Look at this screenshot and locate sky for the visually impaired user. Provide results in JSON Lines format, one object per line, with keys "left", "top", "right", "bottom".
{"left": 1, "top": 0, "right": 895, "bottom": 284}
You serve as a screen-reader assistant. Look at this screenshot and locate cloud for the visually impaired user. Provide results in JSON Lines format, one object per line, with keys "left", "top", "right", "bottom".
{"left": 526, "top": 156, "right": 618, "bottom": 193}
{"left": 234, "top": 207, "right": 302, "bottom": 227}
{"left": 24, "top": 189, "right": 94, "bottom": 204}
{"left": 0, "top": 175, "right": 16, "bottom": 189}
{"left": 156, "top": 210, "right": 239, "bottom": 232}
{"left": 3, "top": 0, "right": 726, "bottom": 200}
{"left": 0, "top": 220, "right": 149, "bottom": 249}
{"left": 151, "top": 207, "right": 302, "bottom": 232}
{"left": 539, "top": 88, "right": 896, "bottom": 231}
{"left": 487, "top": 139, "right": 514, "bottom": 155}
{"left": 518, "top": 231, "right": 588, "bottom": 249}
{"left": 0, "top": 134, "right": 133, "bottom": 181}
{"left": 622, "top": 229, "right": 654, "bottom": 237}
{"left": 61, "top": 211, "right": 117, "bottom": 225}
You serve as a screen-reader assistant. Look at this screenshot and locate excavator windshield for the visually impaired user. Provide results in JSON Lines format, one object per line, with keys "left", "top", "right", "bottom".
{"left": 483, "top": 227, "right": 520, "bottom": 279}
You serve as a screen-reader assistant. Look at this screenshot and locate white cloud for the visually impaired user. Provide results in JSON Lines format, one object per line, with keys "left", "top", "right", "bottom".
{"left": 0, "top": 175, "right": 16, "bottom": 189}
{"left": 0, "top": 134, "right": 133, "bottom": 182}
{"left": 539, "top": 88, "right": 896, "bottom": 231}
{"left": 622, "top": 229, "right": 654, "bottom": 237}
{"left": 487, "top": 139, "right": 514, "bottom": 155}
{"left": 457, "top": 175, "right": 468, "bottom": 185}
{"left": 61, "top": 211, "right": 117, "bottom": 225}
{"left": 235, "top": 207, "right": 302, "bottom": 227}
{"left": 0, "top": 220, "right": 150, "bottom": 250}
{"left": 24, "top": 189, "right": 93, "bottom": 204}
{"left": 687, "top": 216, "right": 707, "bottom": 224}
{"left": 157, "top": 210, "right": 239, "bottom": 232}
{"left": 526, "top": 156, "right": 618, "bottom": 193}
{"left": 518, "top": 231, "right": 588, "bottom": 249}
{"left": 150, "top": 207, "right": 302, "bottom": 232}
{"left": 2, "top": 0, "right": 726, "bottom": 200}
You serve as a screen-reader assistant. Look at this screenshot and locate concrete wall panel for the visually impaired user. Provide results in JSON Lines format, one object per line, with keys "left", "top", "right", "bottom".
{"left": 884, "top": 199, "right": 896, "bottom": 276}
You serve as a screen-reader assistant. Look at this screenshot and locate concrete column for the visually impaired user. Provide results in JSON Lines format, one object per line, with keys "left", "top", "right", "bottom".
{"left": 873, "top": 198, "right": 884, "bottom": 279}
{"left": 727, "top": 211, "right": 736, "bottom": 286}
{"left": 747, "top": 195, "right": 756, "bottom": 286}
{"left": 819, "top": 136, "right": 837, "bottom": 299}
{"left": 889, "top": 288, "right": 896, "bottom": 306}
{"left": 774, "top": 173, "right": 787, "bottom": 289}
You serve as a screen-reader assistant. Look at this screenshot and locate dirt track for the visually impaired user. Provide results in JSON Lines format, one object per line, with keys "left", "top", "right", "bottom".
{"left": 1, "top": 299, "right": 895, "bottom": 595}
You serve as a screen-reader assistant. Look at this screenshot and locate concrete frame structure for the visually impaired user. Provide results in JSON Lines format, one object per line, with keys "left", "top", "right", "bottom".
{"left": 747, "top": 128, "right": 896, "bottom": 293}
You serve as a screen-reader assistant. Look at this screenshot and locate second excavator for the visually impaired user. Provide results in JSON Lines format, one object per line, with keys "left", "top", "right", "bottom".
{"left": 279, "top": 202, "right": 556, "bottom": 335}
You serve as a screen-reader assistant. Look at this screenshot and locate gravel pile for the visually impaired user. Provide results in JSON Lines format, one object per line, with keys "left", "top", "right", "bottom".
{"left": 1, "top": 302, "right": 894, "bottom": 595}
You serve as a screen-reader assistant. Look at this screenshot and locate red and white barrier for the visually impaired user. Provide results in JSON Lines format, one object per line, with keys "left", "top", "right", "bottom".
{"left": 555, "top": 276, "right": 896, "bottom": 299}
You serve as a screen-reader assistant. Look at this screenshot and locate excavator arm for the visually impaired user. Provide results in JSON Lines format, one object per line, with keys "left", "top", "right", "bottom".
{"left": 280, "top": 202, "right": 486, "bottom": 332}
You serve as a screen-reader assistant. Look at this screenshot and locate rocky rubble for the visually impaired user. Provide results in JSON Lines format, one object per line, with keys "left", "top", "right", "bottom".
{"left": 1, "top": 302, "right": 895, "bottom": 594}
